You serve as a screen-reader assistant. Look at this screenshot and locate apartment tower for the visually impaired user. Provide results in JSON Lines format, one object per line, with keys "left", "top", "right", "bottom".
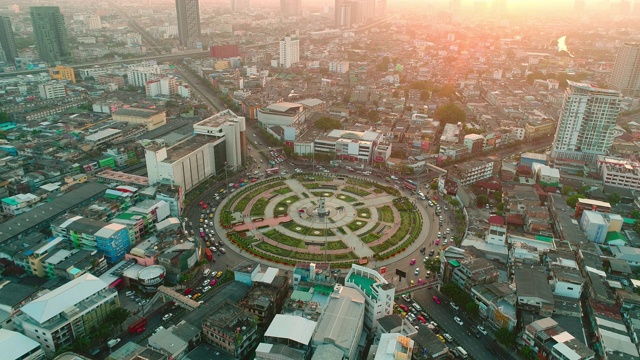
{"left": 609, "top": 43, "right": 640, "bottom": 97}
{"left": 0, "top": 15, "right": 17, "bottom": 65}
{"left": 279, "top": 35, "right": 299, "bottom": 68}
{"left": 30, "top": 6, "right": 71, "bottom": 64}
{"left": 551, "top": 81, "right": 621, "bottom": 164}
{"left": 176, "top": 0, "right": 201, "bottom": 48}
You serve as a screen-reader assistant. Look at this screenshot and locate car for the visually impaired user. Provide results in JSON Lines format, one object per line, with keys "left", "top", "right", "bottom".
{"left": 450, "top": 302, "right": 460, "bottom": 310}
{"left": 477, "top": 325, "right": 487, "bottom": 335}
{"left": 410, "top": 258, "right": 416, "bottom": 265}
{"left": 402, "top": 294, "right": 411, "bottom": 302}
{"left": 414, "top": 267, "right": 420, "bottom": 275}
{"left": 216, "top": 271, "right": 223, "bottom": 278}
{"left": 125, "top": 291, "right": 135, "bottom": 296}
{"left": 390, "top": 175, "right": 399, "bottom": 180}
{"left": 417, "top": 278, "right": 424, "bottom": 285}
{"left": 432, "top": 296, "right": 441, "bottom": 304}
{"left": 219, "top": 248, "right": 226, "bottom": 254}
{"left": 410, "top": 280, "right": 414, "bottom": 286}
{"left": 417, "top": 315, "right": 427, "bottom": 324}
{"left": 437, "top": 231, "right": 441, "bottom": 237}
{"left": 406, "top": 313, "right": 417, "bottom": 322}
{"left": 202, "top": 280, "right": 209, "bottom": 286}
{"left": 203, "top": 286, "right": 211, "bottom": 292}
{"left": 162, "top": 313, "right": 173, "bottom": 321}
{"left": 429, "top": 250, "right": 435, "bottom": 257}
{"left": 210, "top": 246, "right": 217, "bottom": 252}
{"left": 154, "top": 326, "right": 164, "bottom": 334}
{"left": 454, "top": 316, "right": 463, "bottom": 325}
{"left": 435, "top": 239, "right": 440, "bottom": 245}
{"left": 184, "top": 288, "right": 193, "bottom": 295}
{"left": 399, "top": 304, "right": 409, "bottom": 312}
{"left": 446, "top": 228, "right": 450, "bottom": 234}
{"left": 192, "top": 293, "right": 202, "bottom": 301}
{"left": 209, "top": 278, "right": 218, "bottom": 286}
{"left": 443, "top": 333, "right": 454, "bottom": 342}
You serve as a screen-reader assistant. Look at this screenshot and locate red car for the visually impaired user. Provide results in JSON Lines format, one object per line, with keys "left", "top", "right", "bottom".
{"left": 410, "top": 258, "right": 416, "bottom": 265}
{"left": 435, "top": 239, "right": 440, "bottom": 245}
{"left": 432, "top": 296, "right": 441, "bottom": 304}
{"left": 251, "top": 178, "right": 257, "bottom": 182}
{"left": 333, "top": 168, "right": 338, "bottom": 172}
{"left": 399, "top": 304, "right": 409, "bottom": 312}
{"left": 184, "top": 288, "right": 193, "bottom": 295}
{"left": 209, "top": 279, "right": 217, "bottom": 286}
{"left": 417, "top": 315, "right": 427, "bottom": 324}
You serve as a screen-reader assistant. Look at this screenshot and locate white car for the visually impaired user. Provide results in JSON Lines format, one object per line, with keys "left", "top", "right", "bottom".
{"left": 162, "top": 313, "right": 173, "bottom": 321}
{"left": 402, "top": 294, "right": 411, "bottom": 302}
{"left": 454, "top": 316, "right": 463, "bottom": 326}
{"left": 203, "top": 286, "right": 211, "bottom": 292}
{"left": 414, "top": 267, "right": 420, "bottom": 275}
{"left": 477, "top": 325, "right": 487, "bottom": 335}
{"left": 450, "top": 302, "right": 460, "bottom": 310}
{"left": 390, "top": 175, "right": 399, "bottom": 180}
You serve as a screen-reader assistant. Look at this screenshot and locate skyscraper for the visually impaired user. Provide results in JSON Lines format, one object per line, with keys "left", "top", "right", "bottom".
{"left": 609, "top": 43, "right": 640, "bottom": 98}
{"left": 30, "top": 6, "right": 71, "bottom": 64}
{"left": 279, "top": 36, "right": 299, "bottom": 68}
{"left": 176, "top": 0, "right": 201, "bottom": 48}
{"left": 551, "top": 81, "right": 622, "bottom": 163}
{"left": 0, "top": 15, "right": 17, "bottom": 65}
{"left": 280, "top": 0, "right": 301, "bottom": 17}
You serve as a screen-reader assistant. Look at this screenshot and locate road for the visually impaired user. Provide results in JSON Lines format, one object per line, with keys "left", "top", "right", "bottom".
{"left": 173, "top": 64, "right": 225, "bottom": 112}
{"left": 405, "top": 287, "right": 515, "bottom": 360}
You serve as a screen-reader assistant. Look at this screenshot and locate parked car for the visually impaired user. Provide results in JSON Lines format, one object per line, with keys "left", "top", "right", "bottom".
{"left": 454, "top": 316, "right": 463, "bottom": 325}
{"left": 477, "top": 325, "right": 487, "bottom": 335}
{"left": 432, "top": 296, "right": 441, "bottom": 304}
{"left": 402, "top": 294, "right": 411, "bottom": 302}
{"left": 162, "top": 313, "right": 172, "bottom": 321}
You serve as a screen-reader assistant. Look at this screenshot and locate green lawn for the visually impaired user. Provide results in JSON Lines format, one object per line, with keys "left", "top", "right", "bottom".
{"left": 274, "top": 195, "right": 300, "bottom": 216}
{"left": 255, "top": 242, "right": 292, "bottom": 257}
{"left": 357, "top": 208, "right": 371, "bottom": 219}
{"left": 347, "top": 219, "right": 368, "bottom": 232}
{"left": 311, "top": 191, "right": 334, "bottom": 198}
{"left": 335, "top": 193, "right": 357, "bottom": 202}
{"left": 281, "top": 221, "right": 335, "bottom": 236}
{"left": 343, "top": 186, "right": 371, "bottom": 197}
{"left": 361, "top": 233, "right": 381, "bottom": 243}
{"left": 303, "top": 183, "right": 321, "bottom": 189}
{"left": 273, "top": 186, "right": 293, "bottom": 195}
{"left": 377, "top": 205, "right": 395, "bottom": 223}
{"left": 346, "top": 179, "right": 374, "bottom": 188}
{"left": 263, "top": 229, "right": 306, "bottom": 248}
{"left": 250, "top": 198, "right": 269, "bottom": 217}
{"left": 324, "top": 240, "right": 348, "bottom": 250}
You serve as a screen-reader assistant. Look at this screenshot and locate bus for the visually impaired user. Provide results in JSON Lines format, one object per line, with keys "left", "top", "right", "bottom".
{"left": 402, "top": 179, "right": 418, "bottom": 191}
{"left": 265, "top": 168, "right": 280, "bottom": 176}
{"left": 205, "top": 248, "right": 213, "bottom": 260}
{"left": 128, "top": 317, "right": 148, "bottom": 333}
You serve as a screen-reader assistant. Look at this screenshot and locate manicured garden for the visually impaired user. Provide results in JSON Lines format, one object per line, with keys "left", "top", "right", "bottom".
{"left": 377, "top": 205, "right": 395, "bottom": 223}
{"left": 346, "top": 178, "right": 374, "bottom": 188}
{"left": 343, "top": 185, "right": 371, "bottom": 197}
{"left": 357, "top": 207, "right": 371, "bottom": 219}
{"left": 273, "top": 195, "right": 300, "bottom": 216}
{"left": 335, "top": 193, "right": 357, "bottom": 202}
{"left": 281, "top": 221, "right": 335, "bottom": 236}
{"left": 250, "top": 198, "right": 269, "bottom": 217}
{"left": 262, "top": 229, "right": 306, "bottom": 248}
{"left": 347, "top": 219, "right": 368, "bottom": 232}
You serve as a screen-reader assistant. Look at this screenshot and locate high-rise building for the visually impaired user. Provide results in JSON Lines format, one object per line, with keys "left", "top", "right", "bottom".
{"left": 30, "top": 6, "right": 71, "bottom": 64}
{"left": 279, "top": 35, "right": 299, "bottom": 68}
{"left": 0, "top": 15, "right": 17, "bottom": 65}
{"left": 335, "top": 2, "right": 352, "bottom": 27}
{"left": 230, "top": 0, "right": 250, "bottom": 12}
{"left": 176, "top": 0, "right": 201, "bottom": 48}
{"left": 609, "top": 43, "right": 640, "bottom": 98}
{"left": 335, "top": 0, "right": 367, "bottom": 27}
{"left": 551, "top": 81, "right": 621, "bottom": 164}
{"left": 280, "top": 0, "right": 301, "bottom": 17}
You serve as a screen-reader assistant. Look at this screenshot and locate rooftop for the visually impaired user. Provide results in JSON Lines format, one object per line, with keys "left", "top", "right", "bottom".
{"left": 194, "top": 109, "right": 243, "bottom": 129}
{"left": 163, "top": 136, "right": 213, "bottom": 163}
{"left": 312, "top": 286, "right": 364, "bottom": 350}
{"left": 264, "top": 314, "right": 317, "bottom": 346}
{"left": 514, "top": 268, "right": 554, "bottom": 303}
{"left": 114, "top": 107, "right": 163, "bottom": 118}
{"left": 0, "top": 329, "right": 42, "bottom": 360}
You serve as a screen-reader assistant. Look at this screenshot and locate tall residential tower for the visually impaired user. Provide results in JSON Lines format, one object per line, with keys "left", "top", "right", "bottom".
{"left": 280, "top": 0, "right": 302, "bottom": 17}
{"left": 609, "top": 43, "right": 640, "bottom": 98}
{"left": 30, "top": 6, "right": 71, "bottom": 64}
{"left": 0, "top": 15, "right": 17, "bottom": 65}
{"left": 279, "top": 35, "right": 299, "bottom": 68}
{"left": 551, "top": 81, "right": 621, "bottom": 164}
{"left": 176, "top": 0, "right": 201, "bottom": 48}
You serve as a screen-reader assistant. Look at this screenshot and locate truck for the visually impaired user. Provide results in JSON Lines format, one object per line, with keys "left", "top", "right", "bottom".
{"left": 205, "top": 248, "right": 213, "bottom": 260}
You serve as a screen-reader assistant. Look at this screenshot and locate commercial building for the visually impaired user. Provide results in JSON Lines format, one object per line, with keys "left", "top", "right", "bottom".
{"left": 38, "top": 82, "right": 66, "bottom": 100}
{"left": 259, "top": 314, "right": 317, "bottom": 359}
{"left": 329, "top": 61, "right": 350, "bottom": 73}
{"left": 370, "top": 333, "right": 414, "bottom": 360}
{"left": 13, "top": 274, "right": 119, "bottom": 356}
{"left": 0, "top": 329, "right": 45, "bottom": 360}
{"left": 0, "top": 15, "right": 18, "bottom": 65}
{"left": 551, "top": 81, "right": 621, "bottom": 163}
{"left": 202, "top": 302, "right": 260, "bottom": 358}
{"left": 210, "top": 44, "right": 240, "bottom": 58}
{"left": 609, "top": 43, "right": 640, "bottom": 97}
{"left": 113, "top": 108, "right": 167, "bottom": 131}
{"left": 176, "top": 0, "right": 201, "bottom": 48}
{"left": 521, "top": 318, "right": 595, "bottom": 360}
{"left": 279, "top": 36, "right": 300, "bottom": 68}
{"left": 524, "top": 119, "right": 556, "bottom": 139}
{"left": 0, "top": 183, "right": 108, "bottom": 248}
{"left": 1, "top": 193, "right": 42, "bottom": 215}
{"left": 597, "top": 155, "right": 640, "bottom": 191}
{"left": 84, "top": 128, "right": 123, "bottom": 147}
{"left": 85, "top": 15, "right": 101, "bottom": 30}
{"left": 579, "top": 210, "right": 623, "bottom": 244}
{"left": 51, "top": 215, "right": 132, "bottom": 263}
{"left": 145, "top": 76, "right": 190, "bottom": 98}
{"left": 257, "top": 102, "right": 305, "bottom": 128}
{"left": 30, "top": 6, "right": 71, "bottom": 64}
{"left": 49, "top": 65, "right": 75, "bottom": 83}
{"left": 193, "top": 109, "right": 246, "bottom": 170}
{"left": 312, "top": 285, "right": 365, "bottom": 359}
{"left": 450, "top": 159, "right": 494, "bottom": 185}
{"left": 280, "top": 0, "right": 302, "bottom": 16}
{"left": 311, "top": 129, "right": 385, "bottom": 163}
{"left": 574, "top": 198, "right": 611, "bottom": 219}
{"left": 127, "top": 66, "right": 161, "bottom": 87}
{"left": 345, "top": 265, "right": 394, "bottom": 331}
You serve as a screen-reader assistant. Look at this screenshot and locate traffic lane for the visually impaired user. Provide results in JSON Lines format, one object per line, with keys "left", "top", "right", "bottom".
{"left": 412, "top": 287, "right": 511, "bottom": 360}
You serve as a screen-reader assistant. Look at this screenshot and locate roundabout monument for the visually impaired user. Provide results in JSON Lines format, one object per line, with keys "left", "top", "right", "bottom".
{"left": 217, "top": 174, "right": 426, "bottom": 268}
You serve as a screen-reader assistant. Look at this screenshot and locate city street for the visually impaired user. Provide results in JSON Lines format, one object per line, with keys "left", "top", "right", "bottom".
{"left": 408, "top": 287, "right": 514, "bottom": 360}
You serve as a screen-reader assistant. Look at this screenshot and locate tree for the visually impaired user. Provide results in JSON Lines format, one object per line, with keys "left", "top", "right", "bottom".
{"left": 430, "top": 182, "right": 438, "bottom": 190}
{"left": 561, "top": 185, "right": 575, "bottom": 196}
{"left": 607, "top": 193, "right": 621, "bottom": 206}
{"left": 390, "top": 149, "right": 406, "bottom": 159}
{"left": 420, "top": 90, "right": 430, "bottom": 101}
{"left": 465, "top": 301, "right": 479, "bottom": 317}
{"left": 424, "top": 257, "right": 440, "bottom": 273}
{"left": 438, "top": 83, "right": 457, "bottom": 99}
{"left": 566, "top": 194, "right": 581, "bottom": 207}
{"left": 495, "top": 328, "right": 517, "bottom": 347}
{"left": 434, "top": 103, "right": 466, "bottom": 124}
{"left": 314, "top": 117, "right": 341, "bottom": 131}
{"left": 476, "top": 194, "right": 490, "bottom": 208}
{"left": 107, "top": 307, "right": 131, "bottom": 332}
{"left": 0, "top": 112, "right": 10, "bottom": 123}
{"left": 492, "top": 191, "right": 503, "bottom": 202}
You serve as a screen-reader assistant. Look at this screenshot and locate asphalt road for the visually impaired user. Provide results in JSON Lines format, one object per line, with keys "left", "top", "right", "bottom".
{"left": 407, "top": 287, "right": 514, "bottom": 360}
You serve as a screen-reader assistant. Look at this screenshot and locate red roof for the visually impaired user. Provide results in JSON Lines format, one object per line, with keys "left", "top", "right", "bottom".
{"left": 506, "top": 214, "right": 524, "bottom": 225}
{"left": 488, "top": 215, "right": 505, "bottom": 225}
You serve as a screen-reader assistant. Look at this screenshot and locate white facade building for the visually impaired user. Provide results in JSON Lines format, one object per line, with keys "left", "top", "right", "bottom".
{"left": 313, "top": 129, "right": 384, "bottom": 163}
{"left": 0, "top": 329, "right": 45, "bottom": 360}
{"left": 597, "top": 156, "right": 640, "bottom": 191}
{"left": 551, "top": 81, "right": 621, "bottom": 163}
{"left": 454, "top": 159, "right": 494, "bottom": 185}
{"left": 257, "top": 102, "right": 305, "bottom": 128}
{"left": 345, "top": 265, "right": 394, "bottom": 331}
{"left": 193, "top": 109, "right": 246, "bottom": 171}
{"left": 279, "top": 36, "right": 299, "bottom": 68}
{"left": 329, "top": 61, "right": 350, "bottom": 74}
{"left": 13, "top": 274, "right": 118, "bottom": 356}
{"left": 38, "top": 82, "right": 66, "bottom": 99}
{"left": 86, "top": 15, "right": 101, "bottom": 30}
{"left": 127, "top": 66, "right": 161, "bottom": 87}
{"left": 1, "top": 193, "right": 41, "bottom": 215}
{"left": 609, "top": 43, "right": 640, "bottom": 98}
